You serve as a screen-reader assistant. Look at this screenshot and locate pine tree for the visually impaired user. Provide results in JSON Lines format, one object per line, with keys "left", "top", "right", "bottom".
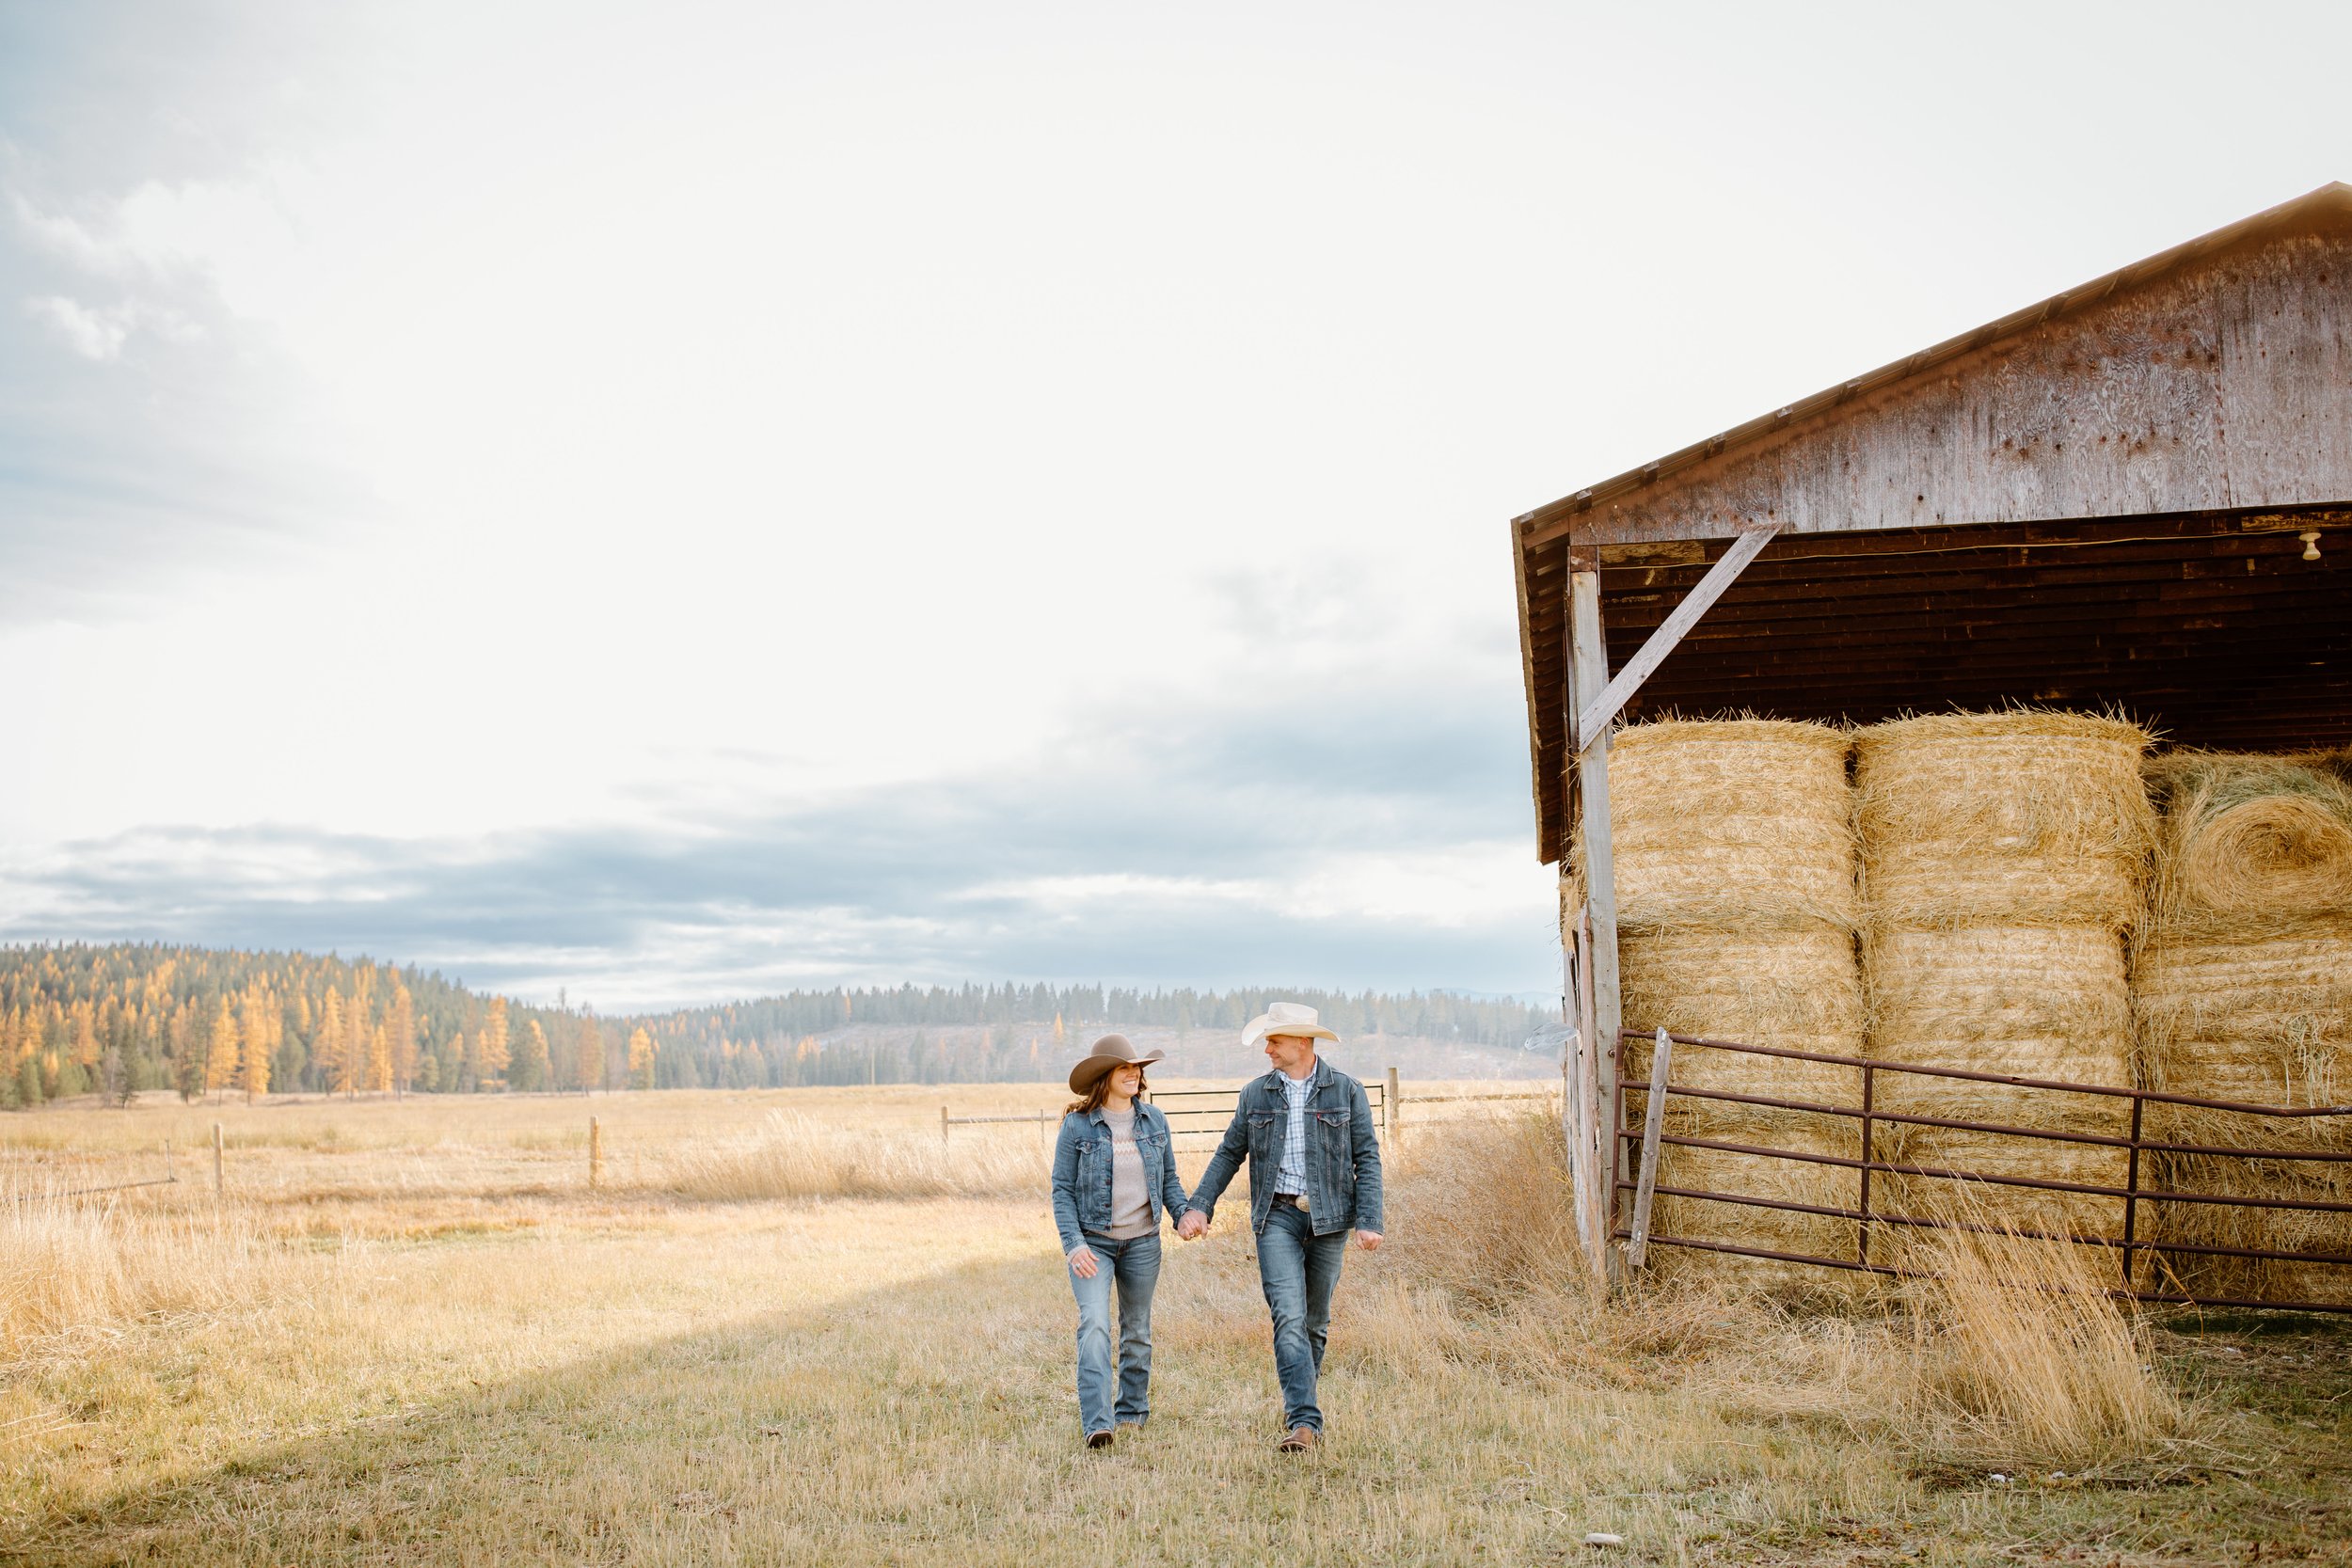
{"left": 627, "top": 1026, "right": 656, "bottom": 1090}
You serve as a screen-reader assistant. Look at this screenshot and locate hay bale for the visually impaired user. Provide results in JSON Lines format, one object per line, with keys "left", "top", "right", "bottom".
{"left": 1854, "top": 711, "right": 2155, "bottom": 929}
{"left": 1866, "top": 925, "right": 2136, "bottom": 1258}
{"left": 1618, "top": 906, "right": 1864, "bottom": 1287}
{"left": 1578, "top": 719, "right": 1858, "bottom": 932}
{"left": 2134, "top": 752, "right": 2352, "bottom": 1306}
{"left": 1855, "top": 712, "right": 2153, "bottom": 1269}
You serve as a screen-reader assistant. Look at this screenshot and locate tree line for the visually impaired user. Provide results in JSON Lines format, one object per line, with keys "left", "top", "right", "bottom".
{"left": 0, "top": 944, "right": 1553, "bottom": 1105}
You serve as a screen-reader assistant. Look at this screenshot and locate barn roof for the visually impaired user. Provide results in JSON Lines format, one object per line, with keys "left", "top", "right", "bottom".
{"left": 1513, "top": 183, "right": 2352, "bottom": 863}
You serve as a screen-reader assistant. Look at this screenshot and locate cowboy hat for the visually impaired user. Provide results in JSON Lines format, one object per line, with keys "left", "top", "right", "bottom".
{"left": 1067, "top": 1033, "right": 1166, "bottom": 1095}
{"left": 1241, "top": 1002, "right": 1340, "bottom": 1053}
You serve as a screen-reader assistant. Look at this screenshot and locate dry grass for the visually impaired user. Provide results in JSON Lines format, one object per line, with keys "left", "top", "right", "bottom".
{"left": 662, "top": 1111, "right": 1045, "bottom": 1201}
{"left": 0, "top": 1187, "right": 282, "bottom": 1354}
{"left": 0, "top": 1092, "right": 2340, "bottom": 1566}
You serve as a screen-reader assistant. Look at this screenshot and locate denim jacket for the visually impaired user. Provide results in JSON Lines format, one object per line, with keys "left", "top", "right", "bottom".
{"left": 1188, "top": 1057, "right": 1385, "bottom": 1239}
{"left": 1050, "top": 1101, "right": 1191, "bottom": 1255}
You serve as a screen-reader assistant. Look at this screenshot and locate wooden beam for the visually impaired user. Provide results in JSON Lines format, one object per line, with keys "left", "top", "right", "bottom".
{"left": 1568, "top": 567, "right": 1622, "bottom": 1286}
{"left": 1577, "top": 523, "right": 1779, "bottom": 749}
{"left": 1625, "top": 1028, "right": 1675, "bottom": 1270}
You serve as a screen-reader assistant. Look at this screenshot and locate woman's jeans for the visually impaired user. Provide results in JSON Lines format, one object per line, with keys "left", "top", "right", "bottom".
{"left": 1256, "top": 1199, "right": 1348, "bottom": 1433}
{"left": 1068, "top": 1230, "right": 1161, "bottom": 1434}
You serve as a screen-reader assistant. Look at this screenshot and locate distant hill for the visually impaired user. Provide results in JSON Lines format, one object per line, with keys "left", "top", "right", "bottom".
{"left": 0, "top": 943, "right": 1559, "bottom": 1105}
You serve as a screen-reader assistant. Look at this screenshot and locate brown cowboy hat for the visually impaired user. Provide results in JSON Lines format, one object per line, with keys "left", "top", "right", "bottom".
{"left": 1068, "top": 1033, "right": 1165, "bottom": 1095}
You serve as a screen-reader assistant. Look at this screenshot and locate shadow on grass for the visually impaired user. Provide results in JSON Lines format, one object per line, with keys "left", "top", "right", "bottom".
{"left": 14, "top": 1229, "right": 1381, "bottom": 1568}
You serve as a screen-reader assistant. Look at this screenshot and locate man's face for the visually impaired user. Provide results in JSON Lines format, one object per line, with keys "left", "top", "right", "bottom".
{"left": 1263, "top": 1031, "right": 1316, "bottom": 1078}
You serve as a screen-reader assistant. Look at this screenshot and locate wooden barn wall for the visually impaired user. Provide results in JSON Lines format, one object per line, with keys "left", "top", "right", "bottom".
{"left": 1559, "top": 225, "right": 2352, "bottom": 548}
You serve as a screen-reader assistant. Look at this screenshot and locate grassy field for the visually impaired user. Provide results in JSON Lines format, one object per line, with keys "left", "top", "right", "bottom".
{"left": 2, "top": 1085, "right": 2347, "bottom": 1566}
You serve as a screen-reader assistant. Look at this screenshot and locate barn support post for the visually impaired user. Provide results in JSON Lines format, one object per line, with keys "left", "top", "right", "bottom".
{"left": 1567, "top": 566, "right": 1623, "bottom": 1287}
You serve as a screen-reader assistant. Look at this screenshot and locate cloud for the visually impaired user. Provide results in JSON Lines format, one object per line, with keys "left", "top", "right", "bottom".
{"left": 0, "top": 681, "right": 1557, "bottom": 1007}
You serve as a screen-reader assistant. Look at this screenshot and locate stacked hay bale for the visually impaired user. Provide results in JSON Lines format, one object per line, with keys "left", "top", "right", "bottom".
{"left": 1567, "top": 718, "right": 1864, "bottom": 1288}
{"left": 1853, "top": 713, "right": 2153, "bottom": 1264}
{"left": 2135, "top": 752, "right": 2352, "bottom": 1305}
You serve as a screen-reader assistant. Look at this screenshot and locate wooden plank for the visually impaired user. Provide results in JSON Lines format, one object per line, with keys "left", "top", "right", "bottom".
{"left": 1568, "top": 568, "right": 1622, "bottom": 1284}
{"left": 1572, "top": 903, "right": 1604, "bottom": 1281}
{"left": 1577, "top": 524, "right": 1779, "bottom": 749}
{"left": 1515, "top": 192, "right": 2352, "bottom": 550}
{"left": 1626, "top": 1028, "right": 1676, "bottom": 1271}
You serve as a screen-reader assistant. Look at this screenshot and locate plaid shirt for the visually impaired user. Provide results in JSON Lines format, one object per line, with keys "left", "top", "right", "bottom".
{"left": 1273, "top": 1069, "right": 1312, "bottom": 1195}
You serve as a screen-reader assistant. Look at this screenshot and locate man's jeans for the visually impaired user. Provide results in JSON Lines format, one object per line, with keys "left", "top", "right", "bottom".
{"left": 1068, "top": 1230, "right": 1161, "bottom": 1435}
{"left": 1256, "top": 1200, "right": 1348, "bottom": 1433}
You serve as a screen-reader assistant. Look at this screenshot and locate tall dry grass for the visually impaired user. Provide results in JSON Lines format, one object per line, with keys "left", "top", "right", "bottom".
{"left": 0, "top": 1188, "right": 279, "bottom": 1354}
{"left": 1386, "top": 1110, "right": 2190, "bottom": 1470}
{"left": 662, "top": 1112, "right": 1046, "bottom": 1202}
{"left": 1882, "top": 1205, "right": 2185, "bottom": 1469}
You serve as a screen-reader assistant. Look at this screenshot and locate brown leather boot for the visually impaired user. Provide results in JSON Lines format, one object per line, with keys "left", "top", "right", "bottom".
{"left": 1276, "top": 1425, "right": 1319, "bottom": 1452}
{"left": 1085, "top": 1430, "right": 1114, "bottom": 1449}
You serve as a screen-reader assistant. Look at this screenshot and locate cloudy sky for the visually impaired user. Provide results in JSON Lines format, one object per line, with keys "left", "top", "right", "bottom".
{"left": 3, "top": 2, "right": 2347, "bottom": 1009}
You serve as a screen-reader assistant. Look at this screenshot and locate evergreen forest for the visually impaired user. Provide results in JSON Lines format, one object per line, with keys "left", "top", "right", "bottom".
{"left": 0, "top": 943, "right": 1557, "bottom": 1105}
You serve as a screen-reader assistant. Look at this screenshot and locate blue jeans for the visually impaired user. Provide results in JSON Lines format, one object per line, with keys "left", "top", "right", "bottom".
{"left": 1068, "top": 1231, "right": 1161, "bottom": 1435}
{"left": 1256, "top": 1200, "right": 1348, "bottom": 1433}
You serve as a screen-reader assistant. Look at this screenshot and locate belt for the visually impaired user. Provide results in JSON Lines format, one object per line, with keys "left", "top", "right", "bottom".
{"left": 1269, "top": 1192, "right": 1309, "bottom": 1211}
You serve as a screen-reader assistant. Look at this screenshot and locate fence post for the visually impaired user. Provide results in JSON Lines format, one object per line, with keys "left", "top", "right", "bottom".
{"left": 589, "top": 1117, "right": 604, "bottom": 1188}
{"left": 1858, "top": 1063, "right": 1874, "bottom": 1270}
{"left": 941, "top": 1105, "right": 950, "bottom": 1143}
{"left": 1385, "top": 1066, "right": 1401, "bottom": 1148}
{"left": 212, "top": 1122, "right": 224, "bottom": 1197}
{"left": 1625, "top": 1028, "right": 1673, "bottom": 1270}
{"left": 2121, "top": 1095, "right": 2145, "bottom": 1288}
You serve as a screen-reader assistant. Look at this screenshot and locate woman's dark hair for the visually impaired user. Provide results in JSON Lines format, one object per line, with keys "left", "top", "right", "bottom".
{"left": 1064, "top": 1063, "right": 1148, "bottom": 1117}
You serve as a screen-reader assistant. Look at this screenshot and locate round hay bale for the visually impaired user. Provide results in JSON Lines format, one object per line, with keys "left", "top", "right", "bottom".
{"left": 1575, "top": 719, "right": 1857, "bottom": 933}
{"left": 1854, "top": 711, "right": 2154, "bottom": 929}
{"left": 1620, "top": 925, "right": 1863, "bottom": 1287}
{"left": 2143, "top": 752, "right": 2352, "bottom": 940}
{"left": 2134, "top": 758, "right": 2352, "bottom": 1305}
{"left": 1864, "top": 924, "right": 2135, "bottom": 1259}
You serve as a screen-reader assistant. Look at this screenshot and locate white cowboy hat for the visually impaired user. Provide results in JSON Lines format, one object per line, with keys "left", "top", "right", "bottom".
{"left": 1241, "top": 1002, "right": 1340, "bottom": 1053}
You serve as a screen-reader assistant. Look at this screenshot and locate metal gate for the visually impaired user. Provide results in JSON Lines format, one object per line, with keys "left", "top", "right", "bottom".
{"left": 1609, "top": 1027, "right": 2352, "bottom": 1314}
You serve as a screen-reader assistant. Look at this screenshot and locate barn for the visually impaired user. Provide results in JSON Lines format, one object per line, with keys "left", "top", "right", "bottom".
{"left": 1510, "top": 183, "right": 2352, "bottom": 1304}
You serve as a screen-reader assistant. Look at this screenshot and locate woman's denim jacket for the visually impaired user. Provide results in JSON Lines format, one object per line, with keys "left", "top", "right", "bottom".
{"left": 1050, "top": 1101, "right": 1191, "bottom": 1255}
{"left": 1187, "top": 1057, "right": 1385, "bottom": 1239}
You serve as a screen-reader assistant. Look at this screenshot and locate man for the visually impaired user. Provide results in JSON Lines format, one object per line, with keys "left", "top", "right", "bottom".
{"left": 1179, "top": 1001, "right": 1383, "bottom": 1452}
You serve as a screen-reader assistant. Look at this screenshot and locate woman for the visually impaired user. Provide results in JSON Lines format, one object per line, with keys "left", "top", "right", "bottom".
{"left": 1049, "top": 1033, "right": 1192, "bottom": 1449}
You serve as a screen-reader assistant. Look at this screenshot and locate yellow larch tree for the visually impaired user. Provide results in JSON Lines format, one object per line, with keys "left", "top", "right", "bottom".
{"left": 480, "top": 998, "right": 511, "bottom": 1088}
{"left": 205, "top": 996, "right": 241, "bottom": 1100}
{"left": 387, "top": 984, "right": 417, "bottom": 1097}
{"left": 627, "top": 1026, "right": 656, "bottom": 1090}
{"left": 576, "top": 1018, "right": 604, "bottom": 1095}
{"left": 320, "top": 988, "right": 352, "bottom": 1096}
{"left": 238, "top": 987, "right": 274, "bottom": 1103}
{"left": 366, "top": 1023, "right": 392, "bottom": 1092}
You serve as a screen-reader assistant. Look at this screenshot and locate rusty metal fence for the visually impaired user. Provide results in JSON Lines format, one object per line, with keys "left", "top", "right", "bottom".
{"left": 1610, "top": 1026, "right": 2352, "bottom": 1314}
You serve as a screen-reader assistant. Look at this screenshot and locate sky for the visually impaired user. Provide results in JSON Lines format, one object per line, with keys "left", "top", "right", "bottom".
{"left": 3, "top": 1, "right": 2348, "bottom": 1010}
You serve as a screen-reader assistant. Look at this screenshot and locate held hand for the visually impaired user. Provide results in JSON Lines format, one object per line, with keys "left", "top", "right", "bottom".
{"left": 1068, "top": 1245, "right": 1099, "bottom": 1278}
{"left": 1176, "top": 1211, "right": 1207, "bottom": 1241}
{"left": 1355, "top": 1229, "right": 1383, "bottom": 1252}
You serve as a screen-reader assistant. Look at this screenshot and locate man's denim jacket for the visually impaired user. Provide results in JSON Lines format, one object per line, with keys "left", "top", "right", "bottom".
{"left": 1050, "top": 1101, "right": 1191, "bottom": 1255}
{"left": 1188, "top": 1057, "right": 1385, "bottom": 1239}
